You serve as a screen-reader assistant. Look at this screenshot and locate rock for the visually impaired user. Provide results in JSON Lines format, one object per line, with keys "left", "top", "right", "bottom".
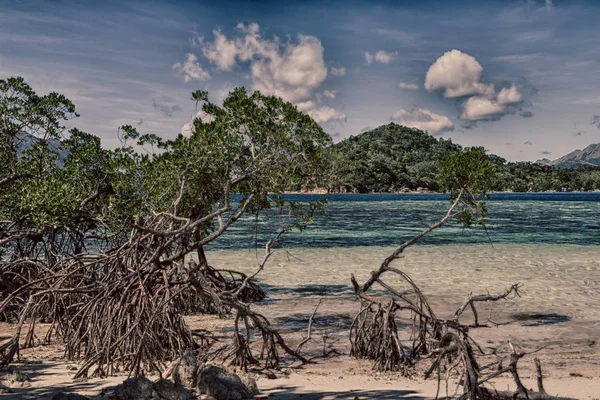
{"left": 172, "top": 350, "right": 198, "bottom": 389}
{"left": 237, "top": 373, "right": 259, "bottom": 396}
{"left": 110, "top": 376, "right": 194, "bottom": 400}
{"left": 110, "top": 377, "right": 155, "bottom": 400}
{"left": 51, "top": 393, "right": 90, "bottom": 400}
{"left": 197, "top": 365, "right": 255, "bottom": 400}
{"left": 153, "top": 379, "right": 194, "bottom": 400}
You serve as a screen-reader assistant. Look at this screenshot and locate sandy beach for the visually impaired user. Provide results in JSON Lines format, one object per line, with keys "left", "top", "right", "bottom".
{"left": 2, "top": 244, "right": 600, "bottom": 399}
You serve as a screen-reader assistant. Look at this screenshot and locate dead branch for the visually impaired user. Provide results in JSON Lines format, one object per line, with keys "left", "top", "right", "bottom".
{"left": 295, "top": 299, "right": 322, "bottom": 354}
{"left": 348, "top": 189, "right": 560, "bottom": 399}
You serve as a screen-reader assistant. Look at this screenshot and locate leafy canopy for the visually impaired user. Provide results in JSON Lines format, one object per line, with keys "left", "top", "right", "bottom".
{"left": 437, "top": 146, "right": 496, "bottom": 227}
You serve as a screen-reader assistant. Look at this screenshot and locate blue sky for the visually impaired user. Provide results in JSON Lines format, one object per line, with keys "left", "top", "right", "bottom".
{"left": 1, "top": 0, "right": 599, "bottom": 161}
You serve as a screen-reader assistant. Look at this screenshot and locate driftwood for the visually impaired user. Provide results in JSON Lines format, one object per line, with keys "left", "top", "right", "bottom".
{"left": 349, "top": 190, "right": 570, "bottom": 400}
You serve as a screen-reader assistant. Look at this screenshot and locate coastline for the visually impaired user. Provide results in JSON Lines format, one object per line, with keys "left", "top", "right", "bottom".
{"left": 3, "top": 243, "right": 599, "bottom": 398}
{"left": 284, "top": 189, "right": 600, "bottom": 195}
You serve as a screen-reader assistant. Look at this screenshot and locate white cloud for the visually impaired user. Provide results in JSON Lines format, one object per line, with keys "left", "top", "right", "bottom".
{"left": 460, "top": 85, "right": 524, "bottom": 121}
{"left": 424, "top": 49, "right": 494, "bottom": 98}
{"left": 172, "top": 53, "right": 211, "bottom": 82}
{"left": 497, "top": 84, "right": 523, "bottom": 105}
{"left": 200, "top": 23, "right": 327, "bottom": 104}
{"left": 201, "top": 30, "right": 238, "bottom": 70}
{"left": 308, "top": 106, "right": 346, "bottom": 124}
{"left": 517, "top": 30, "right": 552, "bottom": 42}
{"left": 251, "top": 35, "right": 328, "bottom": 103}
{"left": 330, "top": 66, "right": 346, "bottom": 76}
{"left": 425, "top": 49, "right": 527, "bottom": 122}
{"left": 213, "top": 86, "right": 235, "bottom": 104}
{"left": 322, "top": 90, "right": 336, "bottom": 99}
{"left": 365, "top": 50, "right": 397, "bottom": 65}
{"left": 180, "top": 110, "right": 216, "bottom": 137}
{"left": 398, "top": 82, "right": 419, "bottom": 90}
{"left": 296, "top": 100, "right": 316, "bottom": 112}
{"left": 198, "top": 23, "right": 346, "bottom": 127}
{"left": 181, "top": 123, "right": 193, "bottom": 138}
{"left": 391, "top": 107, "right": 454, "bottom": 134}
{"left": 460, "top": 96, "right": 505, "bottom": 120}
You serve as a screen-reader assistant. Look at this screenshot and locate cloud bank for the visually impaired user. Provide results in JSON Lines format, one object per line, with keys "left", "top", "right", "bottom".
{"left": 365, "top": 50, "right": 397, "bottom": 64}
{"left": 390, "top": 107, "right": 454, "bottom": 135}
{"left": 172, "top": 53, "right": 211, "bottom": 82}
{"left": 196, "top": 23, "right": 345, "bottom": 124}
{"left": 425, "top": 49, "right": 529, "bottom": 122}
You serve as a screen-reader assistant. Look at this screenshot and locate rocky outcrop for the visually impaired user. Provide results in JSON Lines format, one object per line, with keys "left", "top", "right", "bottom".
{"left": 153, "top": 379, "right": 195, "bottom": 400}
{"left": 197, "top": 365, "right": 257, "bottom": 400}
{"left": 172, "top": 350, "right": 199, "bottom": 390}
{"left": 110, "top": 376, "right": 194, "bottom": 400}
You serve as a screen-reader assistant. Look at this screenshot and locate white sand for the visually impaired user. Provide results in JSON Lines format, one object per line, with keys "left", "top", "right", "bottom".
{"left": 2, "top": 244, "right": 599, "bottom": 399}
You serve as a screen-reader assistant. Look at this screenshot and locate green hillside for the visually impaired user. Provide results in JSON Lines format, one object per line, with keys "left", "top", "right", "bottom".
{"left": 331, "top": 123, "right": 460, "bottom": 192}
{"left": 329, "top": 123, "right": 600, "bottom": 193}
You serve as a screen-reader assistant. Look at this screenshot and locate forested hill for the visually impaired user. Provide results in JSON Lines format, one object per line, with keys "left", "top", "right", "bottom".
{"left": 331, "top": 123, "right": 461, "bottom": 192}
{"left": 329, "top": 123, "right": 600, "bottom": 193}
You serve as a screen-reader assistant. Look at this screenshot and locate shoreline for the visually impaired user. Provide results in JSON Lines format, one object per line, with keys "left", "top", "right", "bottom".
{"left": 284, "top": 189, "right": 600, "bottom": 195}
{"left": 3, "top": 243, "right": 599, "bottom": 398}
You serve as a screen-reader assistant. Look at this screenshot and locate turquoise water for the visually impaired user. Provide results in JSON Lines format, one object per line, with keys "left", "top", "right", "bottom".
{"left": 212, "top": 193, "right": 600, "bottom": 249}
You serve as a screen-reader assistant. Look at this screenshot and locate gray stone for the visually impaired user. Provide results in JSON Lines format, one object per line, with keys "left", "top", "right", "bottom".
{"left": 197, "top": 365, "right": 255, "bottom": 400}
{"left": 237, "top": 373, "right": 259, "bottom": 396}
{"left": 110, "top": 376, "right": 195, "bottom": 400}
{"left": 111, "top": 377, "right": 155, "bottom": 400}
{"left": 153, "top": 379, "right": 195, "bottom": 400}
{"left": 172, "top": 350, "right": 198, "bottom": 390}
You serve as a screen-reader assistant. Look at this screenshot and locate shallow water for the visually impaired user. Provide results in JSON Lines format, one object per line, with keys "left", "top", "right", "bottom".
{"left": 205, "top": 194, "right": 600, "bottom": 339}
{"left": 214, "top": 193, "right": 600, "bottom": 249}
{"left": 206, "top": 244, "right": 600, "bottom": 341}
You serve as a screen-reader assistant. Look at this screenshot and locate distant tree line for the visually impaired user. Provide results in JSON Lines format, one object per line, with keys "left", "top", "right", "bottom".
{"left": 326, "top": 123, "right": 600, "bottom": 193}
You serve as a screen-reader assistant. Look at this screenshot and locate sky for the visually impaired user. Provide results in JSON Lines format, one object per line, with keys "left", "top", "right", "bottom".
{"left": 1, "top": 0, "right": 599, "bottom": 161}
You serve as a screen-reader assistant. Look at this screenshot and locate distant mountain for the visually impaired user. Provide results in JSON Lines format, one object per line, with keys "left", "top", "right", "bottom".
{"left": 540, "top": 143, "right": 600, "bottom": 168}
{"left": 15, "top": 132, "right": 68, "bottom": 166}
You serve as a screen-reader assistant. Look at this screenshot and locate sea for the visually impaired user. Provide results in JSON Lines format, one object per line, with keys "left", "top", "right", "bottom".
{"left": 206, "top": 192, "right": 600, "bottom": 335}
{"left": 211, "top": 192, "right": 600, "bottom": 250}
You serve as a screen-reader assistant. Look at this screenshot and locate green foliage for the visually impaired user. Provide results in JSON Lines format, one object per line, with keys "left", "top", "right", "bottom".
{"left": 1, "top": 77, "right": 332, "bottom": 256}
{"left": 437, "top": 147, "right": 495, "bottom": 196}
{"left": 329, "top": 123, "right": 600, "bottom": 194}
{"left": 0, "top": 76, "right": 77, "bottom": 180}
{"left": 490, "top": 161, "right": 600, "bottom": 192}
{"left": 330, "top": 123, "right": 461, "bottom": 193}
{"left": 437, "top": 147, "right": 496, "bottom": 227}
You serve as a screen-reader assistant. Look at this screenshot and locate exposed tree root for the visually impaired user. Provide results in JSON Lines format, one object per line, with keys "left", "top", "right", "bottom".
{"left": 349, "top": 189, "right": 568, "bottom": 399}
